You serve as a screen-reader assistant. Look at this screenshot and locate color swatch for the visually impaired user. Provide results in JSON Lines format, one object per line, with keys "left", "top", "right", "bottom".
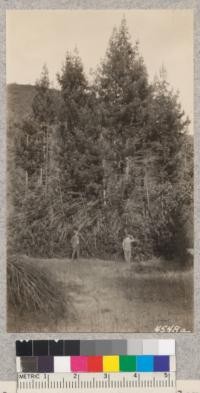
{"left": 103, "top": 356, "right": 119, "bottom": 372}
{"left": 119, "top": 355, "right": 136, "bottom": 372}
{"left": 16, "top": 354, "right": 174, "bottom": 373}
{"left": 16, "top": 339, "right": 175, "bottom": 357}
{"left": 16, "top": 340, "right": 175, "bottom": 375}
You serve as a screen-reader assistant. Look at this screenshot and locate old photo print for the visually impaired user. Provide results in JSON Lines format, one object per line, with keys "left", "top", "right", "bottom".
{"left": 6, "top": 10, "right": 193, "bottom": 332}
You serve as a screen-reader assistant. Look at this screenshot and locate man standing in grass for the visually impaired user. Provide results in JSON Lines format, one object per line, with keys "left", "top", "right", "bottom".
{"left": 122, "top": 234, "right": 136, "bottom": 264}
{"left": 71, "top": 230, "right": 80, "bottom": 261}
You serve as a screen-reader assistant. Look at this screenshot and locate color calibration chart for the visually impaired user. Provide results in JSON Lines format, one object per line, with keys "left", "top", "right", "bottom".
{"left": 16, "top": 339, "right": 176, "bottom": 393}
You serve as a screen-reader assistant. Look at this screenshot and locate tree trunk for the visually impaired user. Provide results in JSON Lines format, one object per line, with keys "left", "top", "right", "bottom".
{"left": 102, "top": 158, "right": 107, "bottom": 205}
{"left": 25, "top": 171, "right": 28, "bottom": 197}
{"left": 144, "top": 165, "right": 150, "bottom": 215}
{"left": 45, "top": 126, "right": 49, "bottom": 196}
{"left": 58, "top": 173, "right": 65, "bottom": 217}
{"left": 25, "top": 133, "right": 29, "bottom": 196}
{"left": 125, "top": 157, "right": 130, "bottom": 181}
{"left": 39, "top": 167, "right": 43, "bottom": 185}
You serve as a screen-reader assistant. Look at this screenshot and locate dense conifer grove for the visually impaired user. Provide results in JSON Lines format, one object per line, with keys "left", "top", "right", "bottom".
{"left": 7, "top": 19, "right": 193, "bottom": 263}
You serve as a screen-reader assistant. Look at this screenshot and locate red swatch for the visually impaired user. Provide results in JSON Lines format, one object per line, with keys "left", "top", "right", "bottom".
{"left": 87, "top": 356, "right": 103, "bottom": 372}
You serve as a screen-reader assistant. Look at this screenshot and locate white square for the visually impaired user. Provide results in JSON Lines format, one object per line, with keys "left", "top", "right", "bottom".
{"left": 158, "top": 340, "right": 175, "bottom": 355}
{"left": 54, "top": 357, "right": 70, "bottom": 372}
{"left": 16, "top": 357, "right": 22, "bottom": 372}
{"left": 143, "top": 340, "right": 159, "bottom": 355}
{"left": 170, "top": 356, "right": 176, "bottom": 371}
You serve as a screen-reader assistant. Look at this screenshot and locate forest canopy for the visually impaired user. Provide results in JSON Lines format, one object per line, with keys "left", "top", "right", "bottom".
{"left": 7, "top": 18, "right": 193, "bottom": 263}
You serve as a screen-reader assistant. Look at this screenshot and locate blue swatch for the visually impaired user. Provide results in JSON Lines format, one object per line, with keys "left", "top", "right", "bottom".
{"left": 136, "top": 356, "right": 154, "bottom": 372}
{"left": 154, "top": 356, "right": 169, "bottom": 372}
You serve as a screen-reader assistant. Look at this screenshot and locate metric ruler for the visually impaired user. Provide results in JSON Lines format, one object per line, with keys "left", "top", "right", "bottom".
{"left": 16, "top": 340, "right": 176, "bottom": 393}
{"left": 17, "top": 372, "right": 176, "bottom": 393}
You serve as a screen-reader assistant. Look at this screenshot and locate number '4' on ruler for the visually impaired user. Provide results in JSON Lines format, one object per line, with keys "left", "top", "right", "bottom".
{"left": 17, "top": 372, "right": 176, "bottom": 393}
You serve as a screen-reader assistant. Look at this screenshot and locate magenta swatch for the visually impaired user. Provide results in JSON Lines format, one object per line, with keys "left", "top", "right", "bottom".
{"left": 70, "top": 356, "right": 88, "bottom": 372}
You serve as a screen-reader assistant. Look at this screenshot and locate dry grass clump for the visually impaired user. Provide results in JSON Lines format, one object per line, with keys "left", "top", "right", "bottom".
{"left": 7, "top": 254, "right": 65, "bottom": 315}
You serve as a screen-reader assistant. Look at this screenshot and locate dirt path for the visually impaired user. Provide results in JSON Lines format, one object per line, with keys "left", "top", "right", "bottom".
{"left": 8, "top": 257, "right": 193, "bottom": 332}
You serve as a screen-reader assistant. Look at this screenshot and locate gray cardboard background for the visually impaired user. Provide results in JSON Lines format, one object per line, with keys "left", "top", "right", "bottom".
{"left": 0, "top": 0, "right": 199, "bottom": 381}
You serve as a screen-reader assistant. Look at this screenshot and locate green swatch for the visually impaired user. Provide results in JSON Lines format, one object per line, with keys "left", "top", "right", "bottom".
{"left": 119, "top": 356, "right": 136, "bottom": 372}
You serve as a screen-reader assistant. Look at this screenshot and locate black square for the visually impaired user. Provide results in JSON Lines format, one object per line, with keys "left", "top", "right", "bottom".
{"left": 49, "top": 340, "right": 64, "bottom": 356}
{"left": 64, "top": 340, "right": 80, "bottom": 355}
{"left": 16, "top": 341, "right": 32, "bottom": 356}
{"left": 33, "top": 340, "right": 49, "bottom": 356}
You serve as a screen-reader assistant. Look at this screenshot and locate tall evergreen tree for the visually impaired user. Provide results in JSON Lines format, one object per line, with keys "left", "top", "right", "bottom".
{"left": 96, "top": 17, "right": 150, "bottom": 174}
{"left": 149, "top": 68, "right": 190, "bottom": 183}
{"left": 140, "top": 70, "right": 192, "bottom": 258}
{"left": 57, "top": 51, "right": 103, "bottom": 202}
{"left": 95, "top": 18, "right": 192, "bottom": 259}
{"left": 10, "top": 66, "right": 57, "bottom": 256}
{"left": 17, "top": 65, "right": 56, "bottom": 194}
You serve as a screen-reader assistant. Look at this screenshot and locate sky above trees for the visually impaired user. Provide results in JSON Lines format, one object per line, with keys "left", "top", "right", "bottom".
{"left": 6, "top": 10, "right": 193, "bottom": 133}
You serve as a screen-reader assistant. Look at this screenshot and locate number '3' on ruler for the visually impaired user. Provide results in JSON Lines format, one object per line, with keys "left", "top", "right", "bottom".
{"left": 17, "top": 372, "right": 176, "bottom": 393}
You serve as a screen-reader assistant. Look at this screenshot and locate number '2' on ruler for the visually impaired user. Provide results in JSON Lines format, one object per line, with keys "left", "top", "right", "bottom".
{"left": 16, "top": 339, "right": 176, "bottom": 392}
{"left": 17, "top": 372, "right": 176, "bottom": 392}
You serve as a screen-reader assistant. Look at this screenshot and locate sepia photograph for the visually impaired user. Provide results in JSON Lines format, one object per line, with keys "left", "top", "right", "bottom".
{"left": 6, "top": 10, "right": 193, "bottom": 332}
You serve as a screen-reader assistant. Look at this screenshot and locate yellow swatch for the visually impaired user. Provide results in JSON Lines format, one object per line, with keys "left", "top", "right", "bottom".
{"left": 103, "top": 356, "right": 119, "bottom": 372}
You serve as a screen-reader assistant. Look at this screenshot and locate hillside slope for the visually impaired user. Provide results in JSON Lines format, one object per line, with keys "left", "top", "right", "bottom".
{"left": 7, "top": 83, "right": 60, "bottom": 122}
{"left": 7, "top": 83, "right": 36, "bottom": 121}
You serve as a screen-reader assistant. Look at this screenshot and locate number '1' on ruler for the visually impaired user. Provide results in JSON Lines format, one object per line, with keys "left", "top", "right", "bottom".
{"left": 16, "top": 339, "right": 176, "bottom": 393}
{"left": 17, "top": 372, "right": 176, "bottom": 393}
